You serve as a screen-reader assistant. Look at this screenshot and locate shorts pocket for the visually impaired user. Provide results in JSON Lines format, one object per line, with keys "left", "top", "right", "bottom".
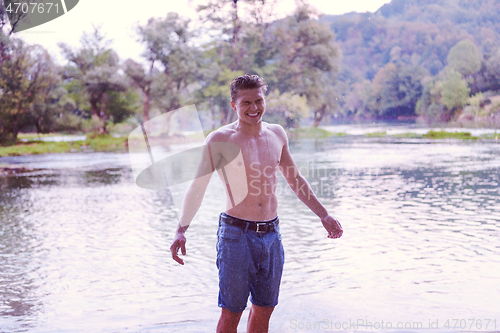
{"left": 218, "top": 224, "right": 243, "bottom": 242}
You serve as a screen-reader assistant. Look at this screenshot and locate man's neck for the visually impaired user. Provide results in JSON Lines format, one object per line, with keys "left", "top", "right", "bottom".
{"left": 235, "top": 119, "right": 264, "bottom": 136}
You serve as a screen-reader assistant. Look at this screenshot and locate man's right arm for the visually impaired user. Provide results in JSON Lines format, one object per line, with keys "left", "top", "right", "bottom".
{"left": 170, "top": 136, "right": 220, "bottom": 265}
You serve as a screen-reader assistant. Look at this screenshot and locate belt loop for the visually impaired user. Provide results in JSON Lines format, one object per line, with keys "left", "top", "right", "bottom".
{"left": 244, "top": 222, "right": 249, "bottom": 233}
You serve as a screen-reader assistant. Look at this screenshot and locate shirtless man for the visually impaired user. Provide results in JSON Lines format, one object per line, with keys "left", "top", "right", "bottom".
{"left": 170, "top": 74, "right": 343, "bottom": 333}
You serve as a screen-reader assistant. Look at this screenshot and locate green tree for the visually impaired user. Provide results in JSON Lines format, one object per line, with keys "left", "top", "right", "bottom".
{"left": 484, "top": 48, "right": 500, "bottom": 91}
{"left": 371, "top": 62, "right": 427, "bottom": 119}
{"left": 267, "top": 4, "right": 341, "bottom": 126}
{"left": 196, "top": 1, "right": 341, "bottom": 127}
{"left": 0, "top": 0, "right": 26, "bottom": 66}
{"left": 344, "top": 79, "right": 373, "bottom": 118}
{"left": 59, "top": 26, "right": 126, "bottom": 134}
{"left": 415, "top": 77, "right": 444, "bottom": 125}
{"left": 198, "top": 63, "right": 243, "bottom": 127}
{"left": 447, "top": 40, "right": 481, "bottom": 78}
{"left": 264, "top": 90, "right": 309, "bottom": 128}
{"left": 29, "top": 49, "right": 75, "bottom": 134}
{"left": 197, "top": 0, "right": 282, "bottom": 72}
{"left": 137, "top": 13, "right": 200, "bottom": 113}
{"left": 0, "top": 40, "right": 70, "bottom": 141}
{"left": 124, "top": 58, "right": 155, "bottom": 123}
{"left": 416, "top": 67, "right": 470, "bottom": 123}
{"left": 440, "top": 67, "right": 470, "bottom": 110}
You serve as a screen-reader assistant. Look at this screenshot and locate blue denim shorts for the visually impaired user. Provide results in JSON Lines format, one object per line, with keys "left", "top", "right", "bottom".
{"left": 216, "top": 212, "right": 285, "bottom": 313}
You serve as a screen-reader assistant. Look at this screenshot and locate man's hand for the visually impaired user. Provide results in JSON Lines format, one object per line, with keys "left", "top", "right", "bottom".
{"left": 321, "top": 215, "right": 343, "bottom": 239}
{"left": 170, "top": 232, "right": 187, "bottom": 265}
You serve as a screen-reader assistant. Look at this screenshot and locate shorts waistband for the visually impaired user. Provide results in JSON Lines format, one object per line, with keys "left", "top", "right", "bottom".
{"left": 220, "top": 212, "right": 279, "bottom": 233}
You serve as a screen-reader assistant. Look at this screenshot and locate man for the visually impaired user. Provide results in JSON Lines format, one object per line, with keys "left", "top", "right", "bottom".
{"left": 170, "top": 74, "right": 343, "bottom": 333}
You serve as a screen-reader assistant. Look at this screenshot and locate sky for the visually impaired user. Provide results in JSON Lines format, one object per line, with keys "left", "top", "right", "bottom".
{"left": 16, "top": 0, "right": 391, "bottom": 65}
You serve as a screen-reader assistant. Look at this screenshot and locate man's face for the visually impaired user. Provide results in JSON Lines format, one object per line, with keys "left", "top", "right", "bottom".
{"left": 230, "top": 87, "right": 266, "bottom": 125}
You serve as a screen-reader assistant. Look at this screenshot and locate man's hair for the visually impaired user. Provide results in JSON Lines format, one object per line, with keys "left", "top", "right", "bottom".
{"left": 230, "top": 73, "right": 268, "bottom": 102}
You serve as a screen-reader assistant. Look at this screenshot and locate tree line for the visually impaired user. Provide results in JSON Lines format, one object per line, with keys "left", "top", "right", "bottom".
{"left": 324, "top": 0, "right": 500, "bottom": 124}
{"left": 0, "top": 0, "right": 340, "bottom": 143}
{"left": 2, "top": 0, "right": 500, "bottom": 144}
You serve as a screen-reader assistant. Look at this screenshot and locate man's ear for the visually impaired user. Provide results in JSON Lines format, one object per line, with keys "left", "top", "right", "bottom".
{"left": 230, "top": 100, "right": 236, "bottom": 111}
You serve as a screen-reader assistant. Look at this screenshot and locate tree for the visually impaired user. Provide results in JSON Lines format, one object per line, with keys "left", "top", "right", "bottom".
{"left": 416, "top": 67, "right": 470, "bottom": 123}
{"left": 484, "top": 48, "right": 500, "bottom": 91}
{"left": 264, "top": 90, "right": 309, "bottom": 128}
{"left": 198, "top": 62, "right": 243, "bottom": 127}
{"left": 415, "top": 77, "right": 444, "bottom": 125}
{"left": 59, "top": 26, "right": 126, "bottom": 134}
{"left": 0, "top": 0, "right": 26, "bottom": 66}
{"left": 446, "top": 40, "right": 481, "bottom": 78}
{"left": 28, "top": 48, "right": 75, "bottom": 134}
{"left": 124, "top": 58, "right": 154, "bottom": 123}
{"left": 0, "top": 40, "right": 70, "bottom": 141}
{"left": 197, "top": 0, "right": 283, "bottom": 72}
{"left": 440, "top": 67, "right": 470, "bottom": 110}
{"left": 137, "top": 13, "right": 200, "bottom": 113}
{"left": 267, "top": 4, "right": 341, "bottom": 126}
{"left": 371, "top": 61, "right": 427, "bottom": 119}
{"left": 344, "top": 79, "right": 373, "bottom": 118}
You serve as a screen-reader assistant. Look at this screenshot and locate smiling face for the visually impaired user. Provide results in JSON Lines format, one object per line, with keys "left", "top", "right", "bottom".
{"left": 230, "top": 87, "right": 266, "bottom": 125}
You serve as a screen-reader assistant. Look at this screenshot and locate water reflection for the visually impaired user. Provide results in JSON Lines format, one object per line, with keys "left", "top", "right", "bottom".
{"left": 0, "top": 137, "right": 499, "bottom": 332}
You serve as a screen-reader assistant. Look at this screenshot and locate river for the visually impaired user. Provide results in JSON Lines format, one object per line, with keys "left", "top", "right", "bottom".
{"left": 1, "top": 129, "right": 499, "bottom": 332}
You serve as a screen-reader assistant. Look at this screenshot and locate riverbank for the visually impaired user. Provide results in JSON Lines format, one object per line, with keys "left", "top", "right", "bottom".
{"left": 0, "top": 135, "right": 128, "bottom": 157}
{"left": 1, "top": 127, "right": 499, "bottom": 157}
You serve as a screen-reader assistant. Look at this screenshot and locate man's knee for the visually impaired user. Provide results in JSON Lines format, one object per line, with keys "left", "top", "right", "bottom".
{"left": 217, "top": 307, "right": 243, "bottom": 333}
{"left": 250, "top": 304, "right": 274, "bottom": 318}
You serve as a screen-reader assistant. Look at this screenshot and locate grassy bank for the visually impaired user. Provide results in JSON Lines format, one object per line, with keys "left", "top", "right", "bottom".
{"left": 366, "top": 130, "right": 498, "bottom": 140}
{"left": 1, "top": 129, "right": 498, "bottom": 157}
{"left": 288, "top": 127, "right": 346, "bottom": 139}
{"left": 0, "top": 135, "right": 128, "bottom": 157}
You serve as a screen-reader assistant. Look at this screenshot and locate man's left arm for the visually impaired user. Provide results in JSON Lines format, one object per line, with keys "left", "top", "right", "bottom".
{"left": 276, "top": 126, "right": 343, "bottom": 239}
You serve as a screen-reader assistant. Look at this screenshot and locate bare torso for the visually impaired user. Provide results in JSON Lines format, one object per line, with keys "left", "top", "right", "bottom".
{"left": 209, "top": 121, "right": 286, "bottom": 221}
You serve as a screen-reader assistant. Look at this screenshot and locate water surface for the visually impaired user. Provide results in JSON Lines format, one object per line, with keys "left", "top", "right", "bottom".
{"left": 1, "top": 135, "right": 499, "bottom": 332}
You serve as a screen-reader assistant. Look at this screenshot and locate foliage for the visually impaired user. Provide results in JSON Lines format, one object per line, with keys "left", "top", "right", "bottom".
{"left": 264, "top": 90, "right": 309, "bottom": 128}
{"left": 59, "top": 26, "right": 128, "bottom": 134}
{"left": 197, "top": 1, "right": 341, "bottom": 127}
{"left": 446, "top": 40, "right": 481, "bottom": 77}
{"left": 0, "top": 39, "right": 72, "bottom": 142}
{"left": 424, "top": 130, "right": 478, "bottom": 140}
{"left": 370, "top": 62, "right": 427, "bottom": 119}
{"left": 0, "top": 134, "right": 127, "bottom": 156}
{"left": 439, "top": 68, "right": 470, "bottom": 110}
{"left": 416, "top": 67, "right": 470, "bottom": 123}
{"left": 137, "top": 13, "right": 200, "bottom": 113}
{"left": 265, "top": 4, "right": 341, "bottom": 126}
{"left": 323, "top": 0, "right": 500, "bottom": 124}
{"left": 364, "top": 131, "right": 387, "bottom": 137}
{"left": 484, "top": 48, "right": 500, "bottom": 91}
{"left": 287, "top": 127, "right": 340, "bottom": 139}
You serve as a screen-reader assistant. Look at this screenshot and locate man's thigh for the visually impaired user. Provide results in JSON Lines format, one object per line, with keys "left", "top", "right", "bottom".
{"left": 249, "top": 224, "right": 285, "bottom": 308}
{"left": 216, "top": 221, "right": 251, "bottom": 313}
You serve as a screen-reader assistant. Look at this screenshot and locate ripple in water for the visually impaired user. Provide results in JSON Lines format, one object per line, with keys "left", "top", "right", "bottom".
{"left": 1, "top": 138, "right": 499, "bottom": 332}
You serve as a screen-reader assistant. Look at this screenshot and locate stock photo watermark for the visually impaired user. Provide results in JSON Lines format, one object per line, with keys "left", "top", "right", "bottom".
{"left": 128, "top": 105, "right": 381, "bottom": 220}
{"left": 2, "top": 0, "right": 79, "bottom": 32}
{"left": 290, "top": 318, "right": 499, "bottom": 331}
{"left": 128, "top": 105, "right": 382, "bottom": 224}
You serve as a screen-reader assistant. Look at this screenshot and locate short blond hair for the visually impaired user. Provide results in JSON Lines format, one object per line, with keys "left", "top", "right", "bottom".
{"left": 230, "top": 74, "right": 268, "bottom": 102}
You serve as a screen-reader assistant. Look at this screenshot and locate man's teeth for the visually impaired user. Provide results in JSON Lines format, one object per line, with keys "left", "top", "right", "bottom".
{"left": 248, "top": 113, "right": 259, "bottom": 116}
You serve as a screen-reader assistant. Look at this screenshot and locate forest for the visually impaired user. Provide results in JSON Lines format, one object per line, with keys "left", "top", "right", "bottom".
{"left": 1, "top": 0, "right": 500, "bottom": 144}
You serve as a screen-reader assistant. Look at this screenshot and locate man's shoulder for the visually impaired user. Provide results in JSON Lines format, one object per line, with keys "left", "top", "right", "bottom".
{"left": 205, "top": 124, "right": 236, "bottom": 143}
{"left": 265, "top": 122, "right": 288, "bottom": 141}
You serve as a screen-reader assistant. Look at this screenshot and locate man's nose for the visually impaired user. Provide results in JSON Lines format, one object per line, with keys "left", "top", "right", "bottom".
{"left": 250, "top": 102, "right": 258, "bottom": 110}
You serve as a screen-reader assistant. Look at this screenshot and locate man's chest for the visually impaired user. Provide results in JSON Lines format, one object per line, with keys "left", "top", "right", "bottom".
{"left": 236, "top": 135, "right": 282, "bottom": 178}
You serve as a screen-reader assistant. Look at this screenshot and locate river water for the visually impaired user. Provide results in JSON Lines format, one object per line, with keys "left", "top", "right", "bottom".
{"left": 1, "top": 131, "right": 500, "bottom": 333}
